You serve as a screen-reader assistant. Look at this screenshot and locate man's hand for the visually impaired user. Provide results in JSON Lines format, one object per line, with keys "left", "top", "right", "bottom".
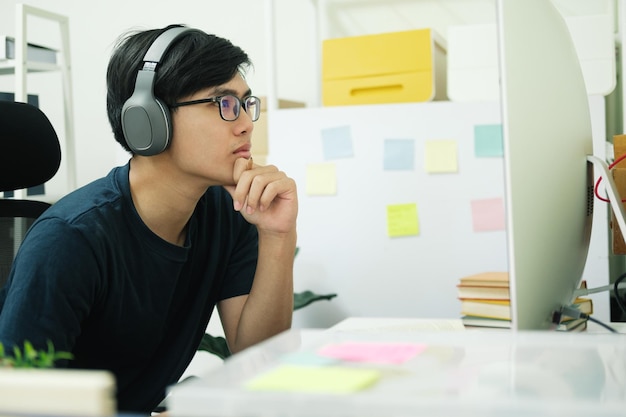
{"left": 221, "top": 157, "right": 297, "bottom": 353}
{"left": 223, "top": 157, "right": 298, "bottom": 235}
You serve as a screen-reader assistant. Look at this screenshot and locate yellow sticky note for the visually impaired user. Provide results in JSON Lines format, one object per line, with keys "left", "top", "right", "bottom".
{"left": 387, "top": 203, "right": 419, "bottom": 237}
{"left": 244, "top": 365, "right": 380, "bottom": 394}
{"left": 306, "top": 163, "right": 337, "bottom": 195}
{"left": 425, "top": 140, "right": 458, "bottom": 173}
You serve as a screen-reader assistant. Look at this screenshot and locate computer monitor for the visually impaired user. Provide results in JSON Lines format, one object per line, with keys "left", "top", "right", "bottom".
{"left": 497, "top": 0, "right": 600, "bottom": 330}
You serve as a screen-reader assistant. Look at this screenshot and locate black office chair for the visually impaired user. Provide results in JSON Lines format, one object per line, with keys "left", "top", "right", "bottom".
{"left": 0, "top": 101, "right": 61, "bottom": 288}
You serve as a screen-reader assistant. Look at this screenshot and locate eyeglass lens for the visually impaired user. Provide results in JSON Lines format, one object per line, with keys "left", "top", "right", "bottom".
{"left": 219, "top": 95, "right": 260, "bottom": 122}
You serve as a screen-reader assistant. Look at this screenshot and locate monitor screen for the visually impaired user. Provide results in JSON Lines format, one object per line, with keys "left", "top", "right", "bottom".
{"left": 497, "top": 0, "right": 594, "bottom": 330}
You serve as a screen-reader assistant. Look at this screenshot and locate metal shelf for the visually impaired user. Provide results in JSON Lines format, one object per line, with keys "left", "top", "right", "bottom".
{"left": 0, "top": 60, "right": 60, "bottom": 75}
{"left": 4, "top": 3, "right": 76, "bottom": 198}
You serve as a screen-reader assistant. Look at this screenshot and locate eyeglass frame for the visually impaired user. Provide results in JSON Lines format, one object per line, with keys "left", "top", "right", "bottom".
{"left": 171, "top": 95, "right": 262, "bottom": 122}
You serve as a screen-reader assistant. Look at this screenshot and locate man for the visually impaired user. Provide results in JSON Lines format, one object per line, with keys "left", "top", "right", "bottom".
{"left": 0, "top": 24, "right": 297, "bottom": 413}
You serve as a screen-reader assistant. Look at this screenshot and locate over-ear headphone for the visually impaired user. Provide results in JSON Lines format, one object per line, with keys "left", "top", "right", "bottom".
{"left": 121, "top": 26, "right": 198, "bottom": 156}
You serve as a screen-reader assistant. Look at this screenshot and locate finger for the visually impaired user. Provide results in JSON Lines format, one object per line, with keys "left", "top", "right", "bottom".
{"left": 232, "top": 157, "right": 254, "bottom": 184}
{"left": 244, "top": 171, "right": 287, "bottom": 213}
{"left": 229, "top": 157, "right": 255, "bottom": 211}
{"left": 256, "top": 176, "right": 297, "bottom": 212}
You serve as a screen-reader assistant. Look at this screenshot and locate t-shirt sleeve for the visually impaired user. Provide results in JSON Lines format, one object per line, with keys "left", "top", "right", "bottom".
{"left": 0, "top": 217, "right": 100, "bottom": 355}
{"left": 218, "top": 216, "right": 258, "bottom": 301}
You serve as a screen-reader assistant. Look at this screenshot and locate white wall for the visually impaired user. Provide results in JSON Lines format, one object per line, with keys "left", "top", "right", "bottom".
{"left": 0, "top": 0, "right": 318, "bottom": 187}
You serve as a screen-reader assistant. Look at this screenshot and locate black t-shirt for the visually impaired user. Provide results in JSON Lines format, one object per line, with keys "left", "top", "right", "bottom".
{"left": 0, "top": 163, "right": 258, "bottom": 413}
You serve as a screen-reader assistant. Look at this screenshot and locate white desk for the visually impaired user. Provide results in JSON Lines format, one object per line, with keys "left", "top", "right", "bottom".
{"left": 330, "top": 316, "right": 626, "bottom": 333}
{"left": 168, "top": 318, "right": 626, "bottom": 417}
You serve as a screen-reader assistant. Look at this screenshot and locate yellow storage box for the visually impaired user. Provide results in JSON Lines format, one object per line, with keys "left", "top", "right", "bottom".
{"left": 322, "top": 29, "right": 447, "bottom": 106}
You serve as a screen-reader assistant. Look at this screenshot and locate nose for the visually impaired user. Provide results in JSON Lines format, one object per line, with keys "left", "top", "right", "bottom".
{"left": 234, "top": 109, "right": 254, "bottom": 135}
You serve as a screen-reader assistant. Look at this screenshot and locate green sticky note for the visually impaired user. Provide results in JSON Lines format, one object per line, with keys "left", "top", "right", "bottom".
{"left": 244, "top": 365, "right": 380, "bottom": 393}
{"left": 474, "top": 124, "right": 503, "bottom": 157}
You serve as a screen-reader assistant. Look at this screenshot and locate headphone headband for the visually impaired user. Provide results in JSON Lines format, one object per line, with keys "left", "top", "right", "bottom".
{"left": 143, "top": 26, "right": 193, "bottom": 64}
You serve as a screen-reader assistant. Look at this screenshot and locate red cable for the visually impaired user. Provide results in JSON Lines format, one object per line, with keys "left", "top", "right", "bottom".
{"left": 596, "top": 152, "right": 626, "bottom": 202}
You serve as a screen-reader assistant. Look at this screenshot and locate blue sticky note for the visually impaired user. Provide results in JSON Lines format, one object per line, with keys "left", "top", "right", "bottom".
{"left": 321, "top": 126, "right": 353, "bottom": 160}
{"left": 474, "top": 124, "right": 503, "bottom": 157}
{"left": 384, "top": 139, "right": 415, "bottom": 170}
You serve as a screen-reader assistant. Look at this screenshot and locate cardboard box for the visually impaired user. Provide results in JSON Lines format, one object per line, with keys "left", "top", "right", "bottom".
{"left": 0, "top": 369, "right": 116, "bottom": 416}
{"left": 322, "top": 29, "right": 447, "bottom": 106}
{"left": 447, "top": 24, "right": 500, "bottom": 102}
{"left": 253, "top": 97, "right": 305, "bottom": 165}
{"left": 447, "top": 14, "right": 615, "bottom": 101}
{"left": 611, "top": 134, "right": 626, "bottom": 254}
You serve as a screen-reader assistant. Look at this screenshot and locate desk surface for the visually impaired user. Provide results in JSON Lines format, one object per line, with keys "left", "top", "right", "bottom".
{"left": 329, "top": 316, "right": 626, "bottom": 333}
{"left": 168, "top": 318, "right": 626, "bottom": 417}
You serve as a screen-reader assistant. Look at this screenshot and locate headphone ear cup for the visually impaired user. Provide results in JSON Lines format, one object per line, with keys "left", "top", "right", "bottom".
{"left": 121, "top": 71, "right": 171, "bottom": 156}
{"left": 120, "top": 26, "right": 196, "bottom": 156}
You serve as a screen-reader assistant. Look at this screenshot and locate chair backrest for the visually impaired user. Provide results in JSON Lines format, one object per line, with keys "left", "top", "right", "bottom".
{"left": 0, "top": 101, "right": 61, "bottom": 287}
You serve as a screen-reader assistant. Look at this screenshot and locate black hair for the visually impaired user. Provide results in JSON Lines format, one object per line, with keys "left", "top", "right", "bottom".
{"left": 106, "top": 24, "right": 252, "bottom": 152}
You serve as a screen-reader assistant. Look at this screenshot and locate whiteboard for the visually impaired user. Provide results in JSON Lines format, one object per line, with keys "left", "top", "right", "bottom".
{"left": 266, "top": 99, "right": 609, "bottom": 328}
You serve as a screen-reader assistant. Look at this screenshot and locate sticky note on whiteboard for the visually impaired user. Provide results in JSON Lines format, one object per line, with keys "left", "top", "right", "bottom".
{"left": 424, "top": 140, "right": 458, "bottom": 173}
{"left": 471, "top": 197, "right": 505, "bottom": 231}
{"left": 386, "top": 203, "right": 419, "bottom": 237}
{"left": 384, "top": 138, "right": 415, "bottom": 170}
{"left": 321, "top": 125, "right": 353, "bottom": 160}
{"left": 474, "top": 124, "right": 503, "bottom": 157}
{"left": 306, "top": 163, "right": 337, "bottom": 195}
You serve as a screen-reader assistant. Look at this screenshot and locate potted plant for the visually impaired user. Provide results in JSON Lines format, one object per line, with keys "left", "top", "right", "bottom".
{"left": 0, "top": 340, "right": 73, "bottom": 368}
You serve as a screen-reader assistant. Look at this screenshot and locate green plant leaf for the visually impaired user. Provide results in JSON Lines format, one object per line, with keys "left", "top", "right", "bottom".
{"left": 294, "top": 290, "right": 337, "bottom": 310}
{"left": 197, "top": 333, "right": 231, "bottom": 360}
{"left": 0, "top": 340, "right": 73, "bottom": 369}
{"left": 12, "top": 345, "right": 23, "bottom": 367}
{"left": 23, "top": 341, "right": 37, "bottom": 362}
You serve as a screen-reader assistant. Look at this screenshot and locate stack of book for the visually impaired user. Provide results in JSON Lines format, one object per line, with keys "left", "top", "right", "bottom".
{"left": 458, "top": 272, "right": 592, "bottom": 331}
{"left": 458, "top": 272, "right": 511, "bottom": 329}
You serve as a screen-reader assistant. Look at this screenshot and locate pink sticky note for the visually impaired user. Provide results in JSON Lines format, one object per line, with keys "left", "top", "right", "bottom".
{"left": 317, "top": 342, "right": 427, "bottom": 364}
{"left": 471, "top": 198, "right": 505, "bottom": 232}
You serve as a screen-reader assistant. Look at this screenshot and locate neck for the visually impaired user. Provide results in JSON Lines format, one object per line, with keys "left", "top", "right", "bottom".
{"left": 128, "top": 157, "right": 203, "bottom": 246}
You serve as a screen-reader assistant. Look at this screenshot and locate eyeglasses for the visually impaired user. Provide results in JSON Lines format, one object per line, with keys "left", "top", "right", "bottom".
{"left": 171, "top": 95, "right": 261, "bottom": 122}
